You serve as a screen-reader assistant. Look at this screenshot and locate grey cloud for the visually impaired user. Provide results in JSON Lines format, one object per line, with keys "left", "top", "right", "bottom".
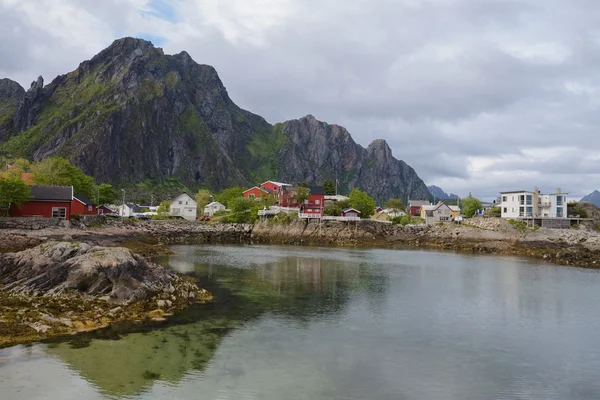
{"left": 2, "top": 0, "right": 600, "bottom": 198}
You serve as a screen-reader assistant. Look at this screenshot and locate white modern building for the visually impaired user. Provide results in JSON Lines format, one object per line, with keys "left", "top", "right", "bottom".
{"left": 170, "top": 193, "right": 197, "bottom": 221}
{"left": 204, "top": 201, "right": 226, "bottom": 217}
{"left": 500, "top": 189, "right": 567, "bottom": 219}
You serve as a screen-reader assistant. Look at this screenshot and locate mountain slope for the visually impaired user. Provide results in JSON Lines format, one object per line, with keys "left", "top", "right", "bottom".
{"left": 278, "top": 115, "right": 429, "bottom": 202}
{"left": 428, "top": 185, "right": 459, "bottom": 200}
{"left": 0, "top": 37, "right": 429, "bottom": 202}
{"left": 581, "top": 190, "right": 600, "bottom": 207}
{"left": 0, "top": 78, "right": 25, "bottom": 142}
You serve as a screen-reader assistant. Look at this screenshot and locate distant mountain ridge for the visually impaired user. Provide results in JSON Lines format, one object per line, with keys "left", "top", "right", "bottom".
{"left": 581, "top": 190, "right": 600, "bottom": 207}
{"left": 0, "top": 37, "right": 430, "bottom": 202}
{"left": 428, "top": 185, "right": 459, "bottom": 200}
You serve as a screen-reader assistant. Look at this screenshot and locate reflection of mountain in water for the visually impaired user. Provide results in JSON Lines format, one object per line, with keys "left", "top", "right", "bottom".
{"left": 43, "top": 245, "right": 389, "bottom": 397}
{"left": 44, "top": 318, "right": 235, "bottom": 397}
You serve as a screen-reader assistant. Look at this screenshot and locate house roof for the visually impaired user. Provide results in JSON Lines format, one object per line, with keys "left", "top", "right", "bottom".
{"left": 205, "top": 201, "right": 225, "bottom": 208}
{"left": 342, "top": 207, "right": 361, "bottom": 214}
{"left": 171, "top": 193, "right": 196, "bottom": 203}
{"left": 421, "top": 205, "right": 437, "bottom": 211}
{"left": 409, "top": 200, "right": 429, "bottom": 207}
{"left": 449, "top": 206, "right": 460, "bottom": 211}
{"left": 30, "top": 185, "right": 72, "bottom": 202}
{"left": 243, "top": 186, "right": 269, "bottom": 194}
{"left": 261, "top": 181, "right": 291, "bottom": 187}
{"left": 324, "top": 195, "right": 349, "bottom": 201}
{"left": 309, "top": 186, "right": 325, "bottom": 195}
{"left": 500, "top": 190, "right": 532, "bottom": 194}
{"left": 73, "top": 194, "right": 96, "bottom": 206}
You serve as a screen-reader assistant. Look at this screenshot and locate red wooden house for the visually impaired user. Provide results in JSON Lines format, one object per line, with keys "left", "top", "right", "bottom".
{"left": 243, "top": 186, "right": 270, "bottom": 200}
{"left": 10, "top": 185, "right": 73, "bottom": 220}
{"left": 260, "top": 181, "right": 290, "bottom": 196}
{"left": 341, "top": 208, "right": 361, "bottom": 218}
{"left": 300, "top": 187, "right": 325, "bottom": 216}
{"left": 97, "top": 205, "right": 117, "bottom": 215}
{"left": 408, "top": 200, "right": 429, "bottom": 217}
{"left": 72, "top": 194, "right": 97, "bottom": 215}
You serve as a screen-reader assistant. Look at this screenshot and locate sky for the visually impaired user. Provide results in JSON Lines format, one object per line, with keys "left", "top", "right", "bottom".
{"left": 1, "top": 0, "right": 599, "bottom": 200}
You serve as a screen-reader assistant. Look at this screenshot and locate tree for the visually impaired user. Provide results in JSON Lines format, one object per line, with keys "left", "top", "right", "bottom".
{"left": 0, "top": 176, "right": 31, "bottom": 215}
{"left": 195, "top": 189, "right": 212, "bottom": 215}
{"left": 296, "top": 187, "right": 310, "bottom": 204}
{"left": 348, "top": 188, "right": 376, "bottom": 219}
{"left": 96, "top": 183, "right": 117, "bottom": 205}
{"left": 31, "top": 157, "right": 95, "bottom": 198}
{"left": 323, "top": 180, "right": 336, "bottom": 195}
{"left": 462, "top": 195, "right": 482, "bottom": 218}
{"left": 385, "top": 198, "right": 405, "bottom": 212}
{"left": 156, "top": 200, "right": 171, "bottom": 219}
{"left": 324, "top": 202, "right": 342, "bottom": 217}
{"left": 13, "top": 158, "right": 31, "bottom": 171}
{"left": 231, "top": 197, "right": 255, "bottom": 213}
{"left": 215, "top": 187, "right": 245, "bottom": 208}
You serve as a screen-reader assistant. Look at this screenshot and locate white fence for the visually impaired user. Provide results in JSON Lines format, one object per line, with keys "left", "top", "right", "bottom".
{"left": 299, "top": 214, "right": 361, "bottom": 222}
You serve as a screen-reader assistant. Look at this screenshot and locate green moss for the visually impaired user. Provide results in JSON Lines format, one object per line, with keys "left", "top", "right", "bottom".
{"left": 137, "top": 80, "right": 163, "bottom": 102}
{"left": 246, "top": 123, "right": 287, "bottom": 182}
{"left": 0, "top": 71, "right": 115, "bottom": 157}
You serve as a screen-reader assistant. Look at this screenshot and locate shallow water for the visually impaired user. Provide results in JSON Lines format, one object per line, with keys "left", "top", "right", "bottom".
{"left": 2, "top": 245, "right": 600, "bottom": 399}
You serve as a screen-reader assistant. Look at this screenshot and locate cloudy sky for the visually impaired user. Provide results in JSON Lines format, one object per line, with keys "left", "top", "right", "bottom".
{"left": 1, "top": 0, "right": 599, "bottom": 200}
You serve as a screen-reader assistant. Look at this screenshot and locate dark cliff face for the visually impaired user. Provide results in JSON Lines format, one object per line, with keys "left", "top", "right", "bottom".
{"left": 0, "top": 37, "right": 429, "bottom": 202}
{"left": 277, "top": 115, "right": 430, "bottom": 202}
{"left": 0, "top": 78, "right": 25, "bottom": 141}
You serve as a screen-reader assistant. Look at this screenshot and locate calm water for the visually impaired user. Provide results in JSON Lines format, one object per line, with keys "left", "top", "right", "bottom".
{"left": 2, "top": 245, "right": 600, "bottom": 399}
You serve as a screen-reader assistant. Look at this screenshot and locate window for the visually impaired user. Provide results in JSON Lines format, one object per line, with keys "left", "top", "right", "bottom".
{"left": 52, "top": 207, "right": 67, "bottom": 219}
{"left": 178, "top": 201, "right": 182, "bottom": 205}
{"left": 502, "top": 196, "right": 507, "bottom": 202}
{"left": 503, "top": 207, "right": 507, "bottom": 213}
{"left": 526, "top": 207, "right": 533, "bottom": 217}
{"left": 315, "top": 200, "right": 320, "bottom": 205}
{"left": 526, "top": 195, "right": 532, "bottom": 205}
{"left": 88, "top": 205, "right": 92, "bottom": 212}
{"left": 249, "top": 194, "right": 255, "bottom": 199}
{"left": 556, "top": 196, "right": 563, "bottom": 206}
{"left": 519, "top": 207, "right": 524, "bottom": 217}
{"left": 519, "top": 195, "right": 525, "bottom": 205}
{"left": 557, "top": 207, "right": 563, "bottom": 217}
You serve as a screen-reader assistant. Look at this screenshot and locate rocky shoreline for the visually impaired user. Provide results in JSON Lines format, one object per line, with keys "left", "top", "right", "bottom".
{"left": 0, "top": 241, "right": 212, "bottom": 348}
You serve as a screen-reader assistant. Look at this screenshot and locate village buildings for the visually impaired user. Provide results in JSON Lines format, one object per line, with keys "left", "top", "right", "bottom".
{"left": 9, "top": 185, "right": 73, "bottom": 220}
{"left": 408, "top": 200, "right": 429, "bottom": 216}
{"left": 72, "top": 194, "right": 97, "bottom": 215}
{"left": 420, "top": 202, "right": 453, "bottom": 225}
{"left": 499, "top": 189, "right": 567, "bottom": 219}
{"left": 204, "top": 201, "right": 226, "bottom": 217}
{"left": 169, "top": 193, "right": 197, "bottom": 221}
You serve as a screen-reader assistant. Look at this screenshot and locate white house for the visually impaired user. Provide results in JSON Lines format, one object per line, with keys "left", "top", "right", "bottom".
{"left": 170, "top": 193, "right": 197, "bottom": 221}
{"left": 500, "top": 189, "right": 567, "bottom": 219}
{"left": 204, "top": 201, "right": 226, "bottom": 217}
{"left": 420, "top": 202, "right": 453, "bottom": 225}
{"left": 118, "top": 203, "right": 141, "bottom": 217}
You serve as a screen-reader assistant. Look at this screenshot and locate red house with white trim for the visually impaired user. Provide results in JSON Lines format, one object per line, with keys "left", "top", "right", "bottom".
{"left": 9, "top": 185, "right": 73, "bottom": 220}
{"left": 72, "top": 194, "right": 97, "bottom": 215}
{"left": 300, "top": 187, "right": 325, "bottom": 216}
{"left": 243, "top": 186, "right": 270, "bottom": 200}
{"left": 260, "top": 181, "right": 290, "bottom": 196}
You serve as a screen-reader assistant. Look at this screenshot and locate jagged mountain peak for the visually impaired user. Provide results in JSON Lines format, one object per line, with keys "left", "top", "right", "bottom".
{"left": 0, "top": 78, "right": 25, "bottom": 99}
{"left": 0, "top": 37, "right": 429, "bottom": 203}
{"left": 581, "top": 190, "right": 600, "bottom": 207}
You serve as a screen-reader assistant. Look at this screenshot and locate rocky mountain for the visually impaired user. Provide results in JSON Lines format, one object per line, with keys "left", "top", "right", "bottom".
{"left": 0, "top": 37, "right": 429, "bottom": 202}
{"left": 428, "top": 185, "right": 459, "bottom": 200}
{"left": 581, "top": 190, "right": 600, "bottom": 207}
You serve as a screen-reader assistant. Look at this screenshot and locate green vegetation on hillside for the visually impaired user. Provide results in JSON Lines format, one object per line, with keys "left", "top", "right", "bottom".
{"left": 246, "top": 123, "right": 287, "bottom": 182}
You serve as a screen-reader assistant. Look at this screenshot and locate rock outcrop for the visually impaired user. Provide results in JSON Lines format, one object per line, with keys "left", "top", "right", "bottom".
{"left": 0, "top": 37, "right": 429, "bottom": 202}
{"left": 277, "top": 116, "right": 430, "bottom": 202}
{"left": 0, "top": 241, "right": 190, "bottom": 304}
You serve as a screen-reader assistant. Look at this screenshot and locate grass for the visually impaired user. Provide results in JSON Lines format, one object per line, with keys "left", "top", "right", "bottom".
{"left": 507, "top": 219, "right": 528, "bottom": 232}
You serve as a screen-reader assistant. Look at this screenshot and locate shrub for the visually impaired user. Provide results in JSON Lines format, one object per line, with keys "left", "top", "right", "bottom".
{"left": 507, "top": 219, "right": 528, "bottom": 232}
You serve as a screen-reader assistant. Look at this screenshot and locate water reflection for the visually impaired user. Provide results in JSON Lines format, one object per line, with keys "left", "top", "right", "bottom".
{"left": 2, "top": 246, "right": 600, "bottom": 399}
